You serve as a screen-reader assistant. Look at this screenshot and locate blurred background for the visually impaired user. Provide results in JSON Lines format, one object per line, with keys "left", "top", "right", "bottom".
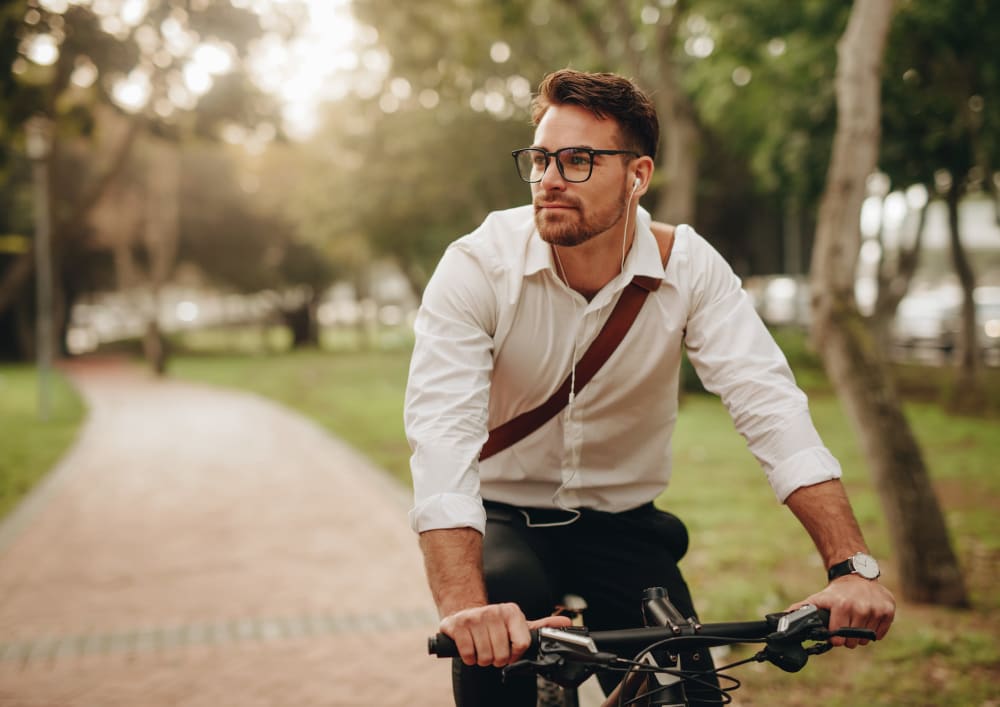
{"left": 1, "top": 2, "right": 999, "bottom": 704}
{"left": 0, "top": 0, "right": 997, "bottom": 371}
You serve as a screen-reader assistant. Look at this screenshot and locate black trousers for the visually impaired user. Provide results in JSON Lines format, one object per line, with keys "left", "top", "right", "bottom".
{"left": 452, "top": 500, "right": 721, "bottom": 706}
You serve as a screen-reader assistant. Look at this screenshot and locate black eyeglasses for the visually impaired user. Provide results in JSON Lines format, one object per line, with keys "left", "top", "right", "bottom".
{"left": 511, "top": 147, "right": 639, "bottom": 183}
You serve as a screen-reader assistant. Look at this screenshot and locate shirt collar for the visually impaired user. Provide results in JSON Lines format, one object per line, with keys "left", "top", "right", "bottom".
{"left": 625, "top": 207, "right": 667, "bottom": 283}
{"left": 524, "top": 218, "right": 554, "bottom": 277}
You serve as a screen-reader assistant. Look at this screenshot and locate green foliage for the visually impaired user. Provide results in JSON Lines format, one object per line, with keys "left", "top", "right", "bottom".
{"left": 0, "top": 364, "right": 85, "bottom": 521}
{"left": 689, "top": 1, "right": 847, "bottom": 204}
{"left": 328, "top": 102, "right": 531, "bottom": 292}
{"left": 178, "top": 144, "right": 332, "bottom": 293}
{"left": 881, "top": 0, "right": 1000, "bottom": 192}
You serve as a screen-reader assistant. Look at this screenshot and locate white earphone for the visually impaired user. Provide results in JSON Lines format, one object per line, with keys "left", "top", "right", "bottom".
{"left": 633, "top": 176, "right": 641, "bottom": 192}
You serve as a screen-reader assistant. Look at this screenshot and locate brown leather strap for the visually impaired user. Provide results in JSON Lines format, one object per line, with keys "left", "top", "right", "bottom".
{"left": 479, "top": 230, "right": 674, "bottom": 461}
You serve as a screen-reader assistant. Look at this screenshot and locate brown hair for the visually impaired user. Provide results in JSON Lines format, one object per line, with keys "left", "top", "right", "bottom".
{"left": 531, "top": 69, "right": 659, "bottom": 160}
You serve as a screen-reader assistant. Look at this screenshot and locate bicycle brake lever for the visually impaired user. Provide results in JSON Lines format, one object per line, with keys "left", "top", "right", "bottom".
{"left": 829, "top": 627, "right": 877, "bottom": 641}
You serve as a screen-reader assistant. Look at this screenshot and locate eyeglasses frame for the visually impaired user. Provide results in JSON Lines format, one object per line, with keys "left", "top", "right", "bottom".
{"left": 511, "top": 146, "right": 640, "bottom": 183}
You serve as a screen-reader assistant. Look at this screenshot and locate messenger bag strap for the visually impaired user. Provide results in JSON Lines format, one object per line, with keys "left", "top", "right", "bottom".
{"left": 479, "top": 228, "right": 674, "bottom": 461}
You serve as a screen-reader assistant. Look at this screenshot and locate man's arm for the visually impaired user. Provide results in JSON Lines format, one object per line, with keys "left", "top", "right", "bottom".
{"left": 419, "top": 528, "right": 569, "bottom": 667}
{"left": 419, "top": 528, "right": 489, "bottom": 616}
{"left": 785, "top": 479, "right": 896, "bottom": 647}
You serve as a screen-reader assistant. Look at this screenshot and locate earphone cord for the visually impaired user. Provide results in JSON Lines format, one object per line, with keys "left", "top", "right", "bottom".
{"left": 529, "top": 181, "right": 638, "bottom": 530}
{"left": 622, "top": 177, "right": 640, "bottom": 271}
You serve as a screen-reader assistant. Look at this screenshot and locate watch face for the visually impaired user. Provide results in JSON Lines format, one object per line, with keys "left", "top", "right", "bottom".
{"left": 853, "top": 553, "right": 880, "bottom": 579}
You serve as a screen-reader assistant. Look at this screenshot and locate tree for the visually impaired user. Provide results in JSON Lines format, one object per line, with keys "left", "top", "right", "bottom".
{"left": 810, "top": 0, "right": 966, "bottom": 606}
{"left": 880, "top": 0, "right": 1000, "bottom": 411}
{"left": 0, "top": 0, "right": 296, "bottom": 362}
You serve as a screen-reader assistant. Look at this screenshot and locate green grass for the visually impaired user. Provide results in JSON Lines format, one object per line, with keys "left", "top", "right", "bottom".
{"left": 0, "top": 365, "right": 86, "bottom": 521}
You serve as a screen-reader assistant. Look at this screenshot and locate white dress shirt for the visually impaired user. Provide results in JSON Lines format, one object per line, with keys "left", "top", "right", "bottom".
{"left": 404, "top": 205, "right": 841, "bottom": 534}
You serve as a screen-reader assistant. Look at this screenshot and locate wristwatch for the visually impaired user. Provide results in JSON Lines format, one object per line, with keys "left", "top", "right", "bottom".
{"left": 827, "top": 552, "right": 881, "bottom": 581}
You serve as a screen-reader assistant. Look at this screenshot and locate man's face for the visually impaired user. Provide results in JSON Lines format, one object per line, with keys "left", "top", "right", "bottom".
{"left": 530, "top": 103, "right": 632, "bottom": 247}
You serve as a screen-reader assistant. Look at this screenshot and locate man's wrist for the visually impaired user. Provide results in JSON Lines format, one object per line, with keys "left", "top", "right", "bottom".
{"left": 439, "top": 598, "right": 489, "bottom": 619}
{"left": 827, "top": 551, "right": 881, "bottom": 581}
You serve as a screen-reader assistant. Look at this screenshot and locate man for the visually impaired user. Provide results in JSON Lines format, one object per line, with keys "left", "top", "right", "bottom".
{"left": 404, "top": 69, "right": 895, "bottom": 706}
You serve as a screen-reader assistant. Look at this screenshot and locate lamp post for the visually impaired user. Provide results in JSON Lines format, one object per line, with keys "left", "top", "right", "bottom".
{"left": 25, "top": 115, "right": 54, "bottom": 422}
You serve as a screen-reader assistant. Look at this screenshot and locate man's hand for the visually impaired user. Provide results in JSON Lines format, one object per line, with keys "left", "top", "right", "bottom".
{"left": 440, "top": 603, "right": 572, "bottom": 667}
{"left": 792, "top": 576, "right": 896, "bottom": 648}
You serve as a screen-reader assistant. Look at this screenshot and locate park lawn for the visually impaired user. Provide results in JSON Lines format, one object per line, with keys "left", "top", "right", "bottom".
{"left": 0, "top": 365, "right": 86, "bottom": 522}
{"left": 172, "top": 345, "right": 1000, "bottom": 707}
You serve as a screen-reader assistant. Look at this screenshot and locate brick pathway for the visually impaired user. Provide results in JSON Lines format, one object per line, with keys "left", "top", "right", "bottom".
{"left": 0, "top": 358, "right": 451, "bottom": 706}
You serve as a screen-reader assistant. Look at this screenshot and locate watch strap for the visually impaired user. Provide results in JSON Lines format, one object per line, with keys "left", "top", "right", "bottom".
{"left": 827, "top": 557, "right": 855, "bottom": 582}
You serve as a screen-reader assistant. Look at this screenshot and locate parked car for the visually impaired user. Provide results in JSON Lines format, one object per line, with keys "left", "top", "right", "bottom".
{"left": 893, "top": 285, "right": 1000, "bottom": 365}
{"left": 744, "top": 275, "right": 811, "bottom": 328}
{"left": 966, "top": 287, "right": 1000, "bottom": 365}
{"left": 890, "top": 291, "right": 959, "bottom": 356}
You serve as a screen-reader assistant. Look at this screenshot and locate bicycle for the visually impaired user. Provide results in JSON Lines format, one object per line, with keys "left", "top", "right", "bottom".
{"left": 428, "top": 586, "right": 877, "bottom": 706}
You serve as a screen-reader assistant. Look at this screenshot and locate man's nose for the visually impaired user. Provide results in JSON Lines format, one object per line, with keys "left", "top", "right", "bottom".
{"left": 538, "top": 159, "right": 566, "bottom": 190}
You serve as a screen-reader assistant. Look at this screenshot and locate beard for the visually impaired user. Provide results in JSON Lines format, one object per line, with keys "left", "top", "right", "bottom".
{"left": 533, "top": 183, "right": 628, "bottom": 247}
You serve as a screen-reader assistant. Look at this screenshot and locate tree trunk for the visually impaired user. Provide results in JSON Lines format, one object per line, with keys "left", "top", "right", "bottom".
{"left": 944, "top": 183, "right": 984, "bottom": 413}
{"left": 809, "top": 0, "right": 967, "bottom": 606}
{"left": 653, "top": 91, "right": 700, "bottom": 226}
{"left": 783, "top": 194, "right": 804, "bottom": 275}
{"left": 142, "top": 137, "right": 181, "bottom": 377}
{"left": 143, "top": 319, "right": 167, "bottom": 376}
{"left": 282, "top": 291, "right": 320, "bottom": 348}
{"left": 0, "top": 252, "right": 33, "bottom": 324}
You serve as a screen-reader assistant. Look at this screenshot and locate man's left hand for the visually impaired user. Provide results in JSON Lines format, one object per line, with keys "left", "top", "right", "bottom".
{"left": 792, "top": 576, "right": 896, "bottom": 648}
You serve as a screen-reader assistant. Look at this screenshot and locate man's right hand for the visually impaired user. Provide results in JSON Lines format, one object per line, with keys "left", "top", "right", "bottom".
{"left": 440, "top": 603, "right": 572, "bottom": 667}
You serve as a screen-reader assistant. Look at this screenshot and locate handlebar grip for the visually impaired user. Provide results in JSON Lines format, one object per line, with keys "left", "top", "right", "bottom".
{"left": 428, "top": 629, "right": 544, "bottom": 658}
{"left": 428, "top": 633, "right": 458, "bottom": 657}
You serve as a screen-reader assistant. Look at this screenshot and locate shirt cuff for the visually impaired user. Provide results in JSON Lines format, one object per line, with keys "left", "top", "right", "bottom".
{"left": 767, "top": 447, "right": 843, "bottom": 503}
{"left": 409, "top": 492, "right": 487, "bottom": 535}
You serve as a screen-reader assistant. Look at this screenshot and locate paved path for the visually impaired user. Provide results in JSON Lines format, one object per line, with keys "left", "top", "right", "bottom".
{"left": 0, "top": 358, "right": 451, "bottom": 706}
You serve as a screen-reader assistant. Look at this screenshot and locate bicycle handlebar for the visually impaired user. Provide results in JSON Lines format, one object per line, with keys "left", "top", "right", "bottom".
{"left": 428, "top": 607, "right": 835, "bottom": 659}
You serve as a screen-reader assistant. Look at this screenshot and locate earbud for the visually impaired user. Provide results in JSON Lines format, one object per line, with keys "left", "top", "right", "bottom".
{"left": 633, "top": 177, "right": 641, "bottom": 191}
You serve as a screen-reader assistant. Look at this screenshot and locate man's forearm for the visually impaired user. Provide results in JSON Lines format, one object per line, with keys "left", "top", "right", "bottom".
{"left": 419, "top": 527, "right": 489, "bottom": 617}
{"left": 785, "top": 479, "right": 869, "bottom": 570}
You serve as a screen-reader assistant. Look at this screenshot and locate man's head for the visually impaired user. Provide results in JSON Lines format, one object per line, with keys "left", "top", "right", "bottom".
{"left": 531, "top": 69, "right": 659, "bottom": 161}
{"left": 524, "top": 70, "right": 658, "bottom": 248}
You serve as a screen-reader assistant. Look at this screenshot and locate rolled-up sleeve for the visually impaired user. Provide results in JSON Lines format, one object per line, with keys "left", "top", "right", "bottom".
{"left": 405, "top": 243, "right": 498, "bottom": 534}
{"left": 682, "top": 234, "right": 841, "bottom": 501}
